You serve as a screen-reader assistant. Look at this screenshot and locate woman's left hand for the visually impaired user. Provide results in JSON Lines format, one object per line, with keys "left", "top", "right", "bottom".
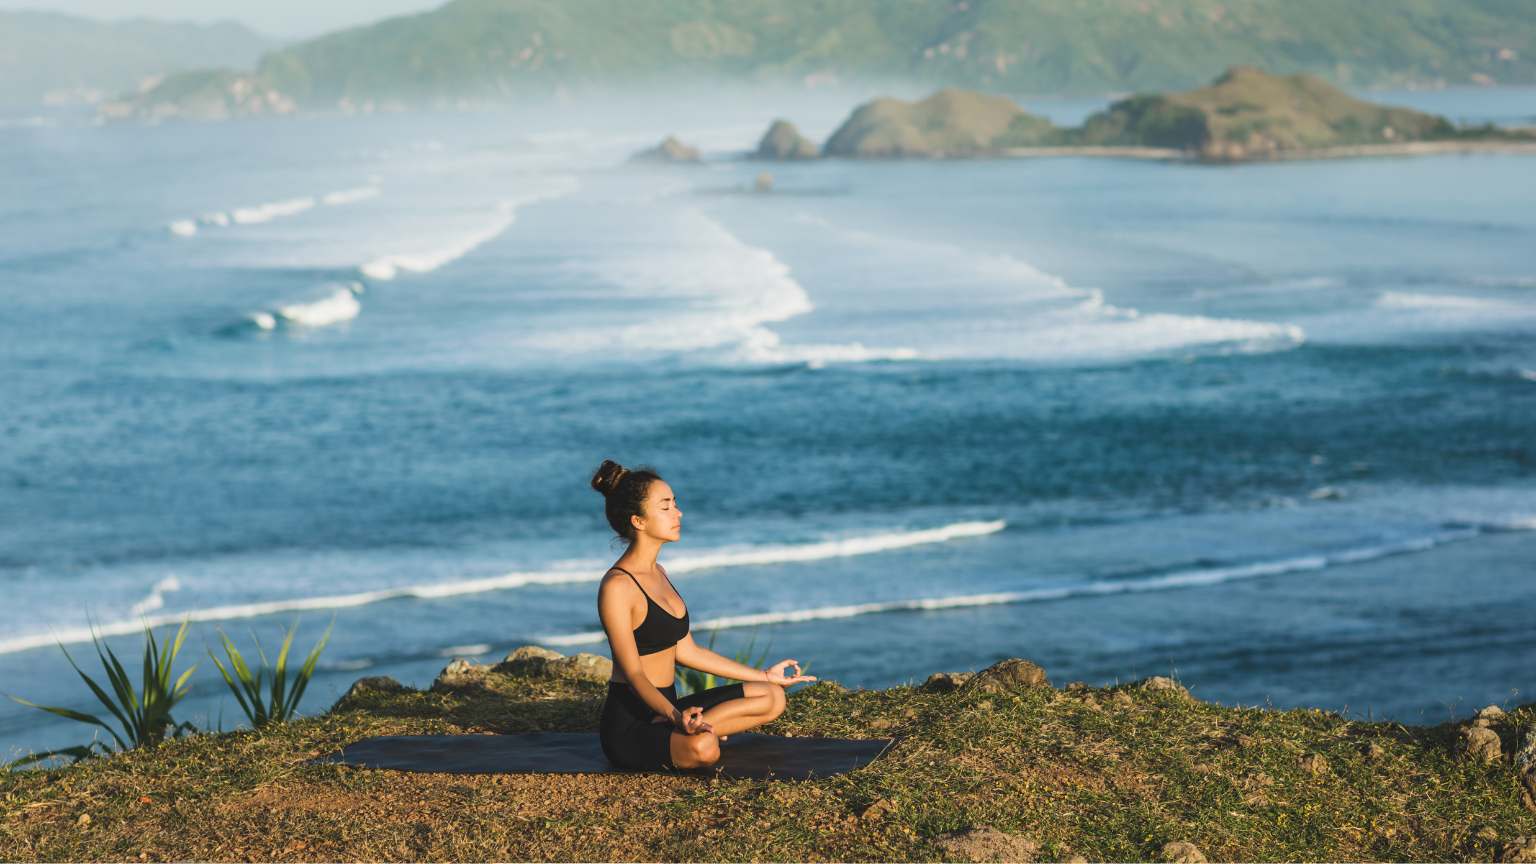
{"left": 764, "top": 659, "right": 816, "bottom": 686}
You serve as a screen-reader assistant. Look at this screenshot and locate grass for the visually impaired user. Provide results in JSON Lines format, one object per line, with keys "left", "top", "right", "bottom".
{"left": 1, "top": 652, "right": 1532, "bottom": 861}
{"left": 3, "top": 620, "right": 198, "bottom": 769}
{"left": 207, "top": 619, "right": 334, "bottom": 730}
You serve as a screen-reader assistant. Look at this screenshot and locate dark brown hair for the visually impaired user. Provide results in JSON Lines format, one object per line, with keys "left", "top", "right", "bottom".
{"left": 590, "top": 460, "right": 662, "bottom": 542}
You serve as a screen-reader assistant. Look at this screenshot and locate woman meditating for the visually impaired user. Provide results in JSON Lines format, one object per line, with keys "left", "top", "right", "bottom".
{"left": 592, "top": 460, "right": 815, "bottom": 770}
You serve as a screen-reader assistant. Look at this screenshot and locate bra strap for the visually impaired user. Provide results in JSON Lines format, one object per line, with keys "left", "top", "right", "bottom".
{"left": 610, "top": 566, "right": 657, "bottom": 606}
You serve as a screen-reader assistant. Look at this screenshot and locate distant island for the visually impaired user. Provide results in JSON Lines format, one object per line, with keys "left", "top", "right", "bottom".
{"left": 93, "top": 0, "right": 1536, "bottom": 120}
{"left": 3, "top": 646, "right": 1534, "bottom": 861}
{"left": 759, "top": 66, "right": 1536, "bottom": 164}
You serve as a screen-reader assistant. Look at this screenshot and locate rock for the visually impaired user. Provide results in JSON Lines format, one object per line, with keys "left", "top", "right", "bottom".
{"left": 1459, "top": 726, "right": 1503, "bottom": 765}
{"left": 1063, "top": 856, "right": 1089, "bottom": 864}
{"left": 1499, "top": 836, "right": 1536, "bottom": 863}
{"left": 1475, "top": 705, "right": 1507, "bottom": 728}
{"left": 1520, "top": 765, "right": 1536, "bottom": 814}
{"left": 1161, "top": 841, "right": 1207, "bottom": 863}
{"left": 1138, "top": 676, "right": 1192, "bottom": 699}
{"left": 965, "top": 659, "right": 1049, "bottom": 694}
{"left": 343, "top": 675, "right": 407, "bottom": 697}
{"left": 1299, "top": 752, "right": 1330, "bottom": 776}
{"left": 858, "top": 797, "right": 896, "bottom": 822}
{"left": 935, "top": 826, "right": 1039, "bottom": 863}
{"left": 753, "top": 172, "right": 774, "bottom": 193}
{"left": 432, "top": 658, "right": 486, "bottom": 691}
{"left": 754, "top": 119, "right": 819, "bottom": 160}
{"left": 1516, "top": 726, "right": 1536, "bottom": 771}
{"left": 494, "top": 647, "right": 612, "bottom": 681}
{"left": 1065, "top": 681, "right": 1087, "bottom": 691}
{"left": 630, "top": 135, "right": 701, "bottom": 163}
{"left": 76, "top": 813, "right": 91, "bottom": 828}
{"left": 498, "top": 645, "right": 563, "bottom": 676}
{"left": 331, "top": 675, "right": 410, "bottom": 710}
{"left": 1111, "top": 691, "right": 1135, "bottom": 708}
{"left": 560, "top": 652, "right": 613, "bottom": 681}
{"left": 921, "top": 671, "right": 974, "bottom": 693}
{"left": 1362, "top": 741, "right": 1386, "bottom": 762}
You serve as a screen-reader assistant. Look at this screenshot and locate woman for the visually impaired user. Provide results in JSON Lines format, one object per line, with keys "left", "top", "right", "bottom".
{"left": 592, "top": 459, "right": 815, "bottom": 770}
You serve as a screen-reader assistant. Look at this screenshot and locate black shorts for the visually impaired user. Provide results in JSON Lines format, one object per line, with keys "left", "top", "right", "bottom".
{"left": 599, "top": 680, "right": 745, "bottom": 770}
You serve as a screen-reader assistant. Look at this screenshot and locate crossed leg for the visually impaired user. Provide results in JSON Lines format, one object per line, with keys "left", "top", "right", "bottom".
{"left": 669, "top": 682, "right": 786, "bottom": 768}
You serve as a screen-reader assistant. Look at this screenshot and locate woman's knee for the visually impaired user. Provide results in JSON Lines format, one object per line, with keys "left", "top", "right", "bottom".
{"left": 765, "top": 683, "right": 786, "bottom": 718}
{"left": 673, "top": 732, "right": 720, "bottom": 768}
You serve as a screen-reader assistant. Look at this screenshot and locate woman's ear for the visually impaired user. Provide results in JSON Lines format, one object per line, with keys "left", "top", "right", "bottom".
{"left": 631, "top": 512, "right": 646, "bottom": 533}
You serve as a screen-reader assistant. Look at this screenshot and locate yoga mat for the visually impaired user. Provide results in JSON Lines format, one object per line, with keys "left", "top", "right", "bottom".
{"left": 311, "top": 732, "right": 892, "bottom": 781}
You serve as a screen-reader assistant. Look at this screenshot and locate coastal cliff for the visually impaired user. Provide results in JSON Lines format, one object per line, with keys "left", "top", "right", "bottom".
{"left": 3, "top": 646, "right": 1534, "bottom": 861}
{"left": 799, "top": 66, "right": 1536, "bottom": 163}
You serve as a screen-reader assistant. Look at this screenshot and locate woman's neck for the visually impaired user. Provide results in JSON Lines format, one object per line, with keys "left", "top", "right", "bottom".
{"left": 622, "top": 536, "right": 662, "bottom": 573}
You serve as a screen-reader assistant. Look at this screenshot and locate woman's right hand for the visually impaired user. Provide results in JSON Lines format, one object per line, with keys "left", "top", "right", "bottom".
{"left": 667, "top": 705, "right": 713, "bottom": 734}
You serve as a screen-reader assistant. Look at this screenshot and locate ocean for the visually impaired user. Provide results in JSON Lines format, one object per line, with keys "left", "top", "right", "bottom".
{"left": 3, "top": 86, "right": 1535, "bottom": 764}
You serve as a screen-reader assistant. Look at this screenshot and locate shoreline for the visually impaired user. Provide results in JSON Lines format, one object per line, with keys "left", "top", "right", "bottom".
{"left": 997, "top": 139, "right": 1536, "bottom": 164}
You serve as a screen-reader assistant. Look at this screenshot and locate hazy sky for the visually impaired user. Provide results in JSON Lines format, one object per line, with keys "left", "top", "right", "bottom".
{"left": 2, "top": 0, "right": 443, "bottom": 39}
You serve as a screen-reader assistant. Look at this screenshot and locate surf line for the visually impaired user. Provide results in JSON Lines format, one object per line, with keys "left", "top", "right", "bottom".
{"left": 536, "top": 526, "right": 1482, "bottom": 647}
{"left": 0, "top": 520, "right": 1004, "bottom": 656}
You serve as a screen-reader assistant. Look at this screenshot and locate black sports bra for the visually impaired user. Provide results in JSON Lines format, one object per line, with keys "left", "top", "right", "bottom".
{"left": 613, "top": 565, "right": 689, "bottom": 656}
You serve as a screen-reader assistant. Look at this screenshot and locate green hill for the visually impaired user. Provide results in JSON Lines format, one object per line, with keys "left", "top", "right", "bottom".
{"left": 3, "top": 649, "right": 1534, "bottom": 861}
{"left": 1074, "top": 65, "right": 1471, "bottom": 158}
{"left": 810, "top": 67, "right": 1533, "bottom": 161}
{"left": 822, "top": 88, "right": 1058, "bottom": 158}
{"left": 113, "top": 0, "right": 1536, "bottom": 118}
{"left": 0, "top": 11, "right": 275, "bottom": 108}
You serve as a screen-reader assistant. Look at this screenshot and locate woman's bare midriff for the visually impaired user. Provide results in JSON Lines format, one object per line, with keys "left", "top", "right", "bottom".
{"left": 609, "top": 647, "right": 676, "bottom": 688}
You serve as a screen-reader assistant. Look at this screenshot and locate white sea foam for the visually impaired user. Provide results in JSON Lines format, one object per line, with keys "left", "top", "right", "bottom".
{"left": 200, "top": 211, "right": 231, "bottom": 227}
{"left": 1376, "top": 291, "right": 1523, "bottom": 311}
{"left": 438, "top": 643, "right": 493, "bottom": 658}
{"left": 1519, "top": 369, "right": 1536, "bottom": 383}
{"left": 537, "top": 527, "right": 1481, "bottom": 647}
{"left": 276, "top": 284, "right": 363, "bottom": 327}
{"left": 576, "top": 209, "right": 814, "bottom": 352}
{"left": 360, "top": 181, "right": 575, "bottom": 280}
{"left": 321, "top": 186, "right": 381, "bottom": 206}
{"left": 232, "top": 196, "right": 317, "bottom": 225}
{"left": 789, "top": 212, "right": 1304, "bottom": 362}
{"left": 248, "top": 312, "right": 277, "bottom": 331}
{"left": 0, "top": 519, "right": 1003, "bottom": 656}
{"left": 130, "top": 575, "right": 182, "bottom": 617}
{"left": 732, "top": 325, "right": 921, "bottom": 368}
{"left": 168, "top": 220, "right": 198, "bottom": 237}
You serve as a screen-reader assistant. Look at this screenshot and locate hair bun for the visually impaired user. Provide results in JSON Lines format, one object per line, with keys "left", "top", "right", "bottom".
{"left": 590, "top": 460, "right": 629, "bottom": 497}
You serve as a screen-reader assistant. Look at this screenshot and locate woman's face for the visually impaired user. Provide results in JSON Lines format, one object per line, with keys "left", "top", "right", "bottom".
{"left": 633, "top": 480, "right": 682, "bottom": 544}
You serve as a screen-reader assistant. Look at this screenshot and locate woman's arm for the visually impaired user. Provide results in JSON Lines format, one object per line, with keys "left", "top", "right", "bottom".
{"left": 674, "top": 633, "right": 770, "bottom": 682}
{"left": 598, "top": 575, "right": 687, "bottom": 723}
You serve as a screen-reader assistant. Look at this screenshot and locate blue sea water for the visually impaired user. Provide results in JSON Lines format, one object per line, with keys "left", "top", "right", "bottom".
{"left": 3, "top": 87, "right": 1536, "bottom": 764}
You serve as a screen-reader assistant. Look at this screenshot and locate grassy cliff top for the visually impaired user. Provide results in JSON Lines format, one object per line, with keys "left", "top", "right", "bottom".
{"left": 3, "top": 649, "right": 1534, "bottom": 862}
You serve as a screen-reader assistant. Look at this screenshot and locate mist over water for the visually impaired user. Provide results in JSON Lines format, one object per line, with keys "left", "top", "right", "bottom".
{"left": 3, "top": 86, "right": 1536, "bottom": 763}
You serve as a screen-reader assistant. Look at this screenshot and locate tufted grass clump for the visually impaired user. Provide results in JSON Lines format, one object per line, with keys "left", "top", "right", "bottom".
{"left": 3, "top": 619, "right": 197, "bottom": 770}
{"left": 208, "top": 618, "right": 334, "bottom": 730}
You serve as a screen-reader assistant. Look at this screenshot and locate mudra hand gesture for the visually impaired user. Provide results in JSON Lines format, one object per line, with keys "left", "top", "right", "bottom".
{"left": 765, "top": 658, "right": 816, "bottom": 686}
{"left": 663, "top": 705, "right": 712, "bottom": 734}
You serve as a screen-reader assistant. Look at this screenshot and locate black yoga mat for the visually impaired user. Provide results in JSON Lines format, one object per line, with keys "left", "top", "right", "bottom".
{"left": 311, "top": 732, "right": 892, "bottom": 781}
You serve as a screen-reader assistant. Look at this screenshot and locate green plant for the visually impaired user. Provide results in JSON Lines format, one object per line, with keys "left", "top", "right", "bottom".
{"left": 207, "top": 617, "right": 333, "bottom": 729}
{"left": 3, "top": 618, "right": 198, "bottom": 769}
{"left": 678, "top": 628, "right": 794, "bottom": 696}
